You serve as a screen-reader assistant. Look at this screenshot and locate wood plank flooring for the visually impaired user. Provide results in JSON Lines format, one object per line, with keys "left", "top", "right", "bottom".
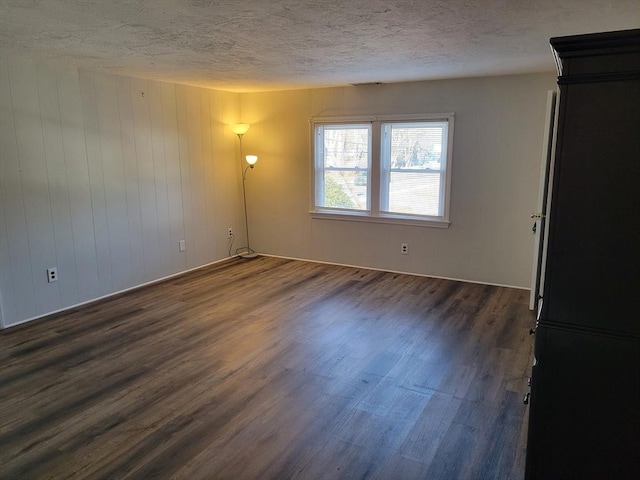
{"left": 0, "top": 256, "right": 536, "bottom": 479}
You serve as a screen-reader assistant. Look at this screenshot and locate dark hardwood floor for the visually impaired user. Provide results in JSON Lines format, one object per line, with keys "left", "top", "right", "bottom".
{"left": 0, "top": 256, "right": 535, "bottom": 479}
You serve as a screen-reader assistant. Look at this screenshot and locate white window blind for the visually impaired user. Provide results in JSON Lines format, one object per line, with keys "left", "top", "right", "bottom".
{"left": 381, "top": 122, "right": 448, "bottom": 217}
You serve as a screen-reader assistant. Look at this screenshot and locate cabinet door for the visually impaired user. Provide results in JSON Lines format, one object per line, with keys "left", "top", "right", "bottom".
{"left": 525, "top": 326, "right": 640, "bottom": 479}
{"left": 541, "top": 78, "right": 640, "bottom": 334}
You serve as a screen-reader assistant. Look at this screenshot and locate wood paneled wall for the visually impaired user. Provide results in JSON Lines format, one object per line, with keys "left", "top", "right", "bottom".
{"left": 0, "top": 57, "right": 241, "bottom": 327}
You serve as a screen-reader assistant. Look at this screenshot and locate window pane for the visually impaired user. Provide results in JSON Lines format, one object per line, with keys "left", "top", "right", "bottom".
{"left": 387, "top": 172, "right": 441, "bottom": 216}
{"left": 388, "top": 123, "right": 445, "bottom": 170}
{"left": 324, "top": 170, "right": 368, "bottom": 210}
{"left": 323, "top": 127, "right": 370, "bottom": 169}
{"left": 381, "top": 121, "right": 448, "bottom": 217}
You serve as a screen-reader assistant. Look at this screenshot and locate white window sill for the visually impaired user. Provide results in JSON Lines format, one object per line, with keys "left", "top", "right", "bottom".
{"left": 310, "top": 210, "right": 451, "bottom": 228}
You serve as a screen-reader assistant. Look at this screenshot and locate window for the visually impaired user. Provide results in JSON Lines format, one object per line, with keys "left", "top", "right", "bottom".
{"left": 314, "top": 124, "right": 371, "bottom": 211}
{"left": 311, "top": 114, "right": 454, "bottom": 227}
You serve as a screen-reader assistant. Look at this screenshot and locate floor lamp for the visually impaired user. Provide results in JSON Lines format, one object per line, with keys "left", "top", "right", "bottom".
{"left": 231, "top": 124, "right": 258, "bottom": 259}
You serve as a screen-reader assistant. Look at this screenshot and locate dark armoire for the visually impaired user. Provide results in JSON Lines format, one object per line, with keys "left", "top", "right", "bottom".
{"left": 525, "top": 30, "right": 640, "bottom": 479}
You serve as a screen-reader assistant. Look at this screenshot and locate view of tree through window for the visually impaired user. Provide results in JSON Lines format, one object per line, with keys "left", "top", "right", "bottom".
{"left": 317, "top": 125, "right": 370, "bottom": 210}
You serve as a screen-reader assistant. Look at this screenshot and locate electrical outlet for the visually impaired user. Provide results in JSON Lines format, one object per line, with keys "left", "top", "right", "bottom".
{"left": 179, "top": 240, "right": 186, "bottom": 252}
{"left": 47, "top": 267, "right": 58, "bottom": 283}
{"left": 401, "top": 243, "right": 409, "bottom": 255}
{"left": 227, "top": 227, "right": 234, "bottom": 238}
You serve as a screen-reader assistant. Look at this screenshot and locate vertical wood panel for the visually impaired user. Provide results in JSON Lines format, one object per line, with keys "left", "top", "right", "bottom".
{"left": 8, "top": 58, "right": 61, "bottom": 313}
{"left": 36, "top": 62, "right": 80, "bottom": 307}
{"left": 160, "top": 82, "right": 186, "bottom": 273}
{"left": 186, "top": 89, "right": 206, "bottom": 267}
{"left": 201, "top": 90, "right": 216, "bottom": 261}
{"left": 56, "top": 66, "right": 100, "bottom": 301}
{"left": 175, "top": 85, "right": 194, "bottom": 269}
{"left": 0, "top": 181, "right": 17, "bottom": 327}
{"left": 79, "top": 70, "right": 113, "bottom": 295}
{"left": 0, "top": 57, "right": 32, "bottom": 324}
{"left": 147, "top": 81, "right": 172, "bottom": 277}
{"left": 115, "top": 76, "right": 145, "bottom": 287}
{"left": 209, "top": 91, "right": 223, "bottom": 259}
{"left": 93, "top": 74, "right": 132, "bottom": 291}
{"left": 130, "top": 78, "right": 161, "bottom": 282}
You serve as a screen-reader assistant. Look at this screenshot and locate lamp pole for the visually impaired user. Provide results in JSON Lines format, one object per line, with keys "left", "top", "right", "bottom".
{"left": 241, "top": 163, "right": 254, "bottom": 257}
{"left": 235, "top": 129, "right": 258, "bottom": 258}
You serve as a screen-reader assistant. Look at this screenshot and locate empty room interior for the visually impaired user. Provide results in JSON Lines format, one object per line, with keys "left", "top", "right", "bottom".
{"left": 1, "top": 1, "right": 639, "bottom": 479}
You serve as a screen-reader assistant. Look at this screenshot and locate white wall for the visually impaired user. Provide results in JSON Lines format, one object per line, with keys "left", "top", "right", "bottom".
{"left": 239, "top": 73, "right": 556, "bottom": 288}
{"left": 0, "top": 60, "right": 556, "bottom": 327}
{"left": 0, "top": 57, "right": 242, "bottom": 327}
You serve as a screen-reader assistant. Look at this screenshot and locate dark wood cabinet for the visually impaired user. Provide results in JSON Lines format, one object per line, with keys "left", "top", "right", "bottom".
{"left": 525, "top": 29, "right": 640, "bottom": 479}
{"left": 527, "top": 327, "right": 640, "bottom": 478}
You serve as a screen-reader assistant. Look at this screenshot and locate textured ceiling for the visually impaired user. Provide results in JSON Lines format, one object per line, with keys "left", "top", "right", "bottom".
{"left": 1, "top": 0, "right": 638, "bottom": 92}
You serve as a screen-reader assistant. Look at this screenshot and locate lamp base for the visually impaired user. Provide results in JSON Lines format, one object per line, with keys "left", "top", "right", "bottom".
{"left": 236, "top": 247, "right": 258, "bottom": 259}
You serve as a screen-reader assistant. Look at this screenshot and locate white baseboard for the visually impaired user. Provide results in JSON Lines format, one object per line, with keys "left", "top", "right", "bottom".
{"left": 2, "top": 256, "right": 239, "bottom": 329}
{"left": 4, "top": 252, "right": 529, "bottom": 329}
{"left": 259, "top": 253, "right": 530, "bottom": 291}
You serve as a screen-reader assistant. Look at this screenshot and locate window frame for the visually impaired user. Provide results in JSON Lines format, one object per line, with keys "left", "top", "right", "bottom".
{"left": 313, "top": 123, "right": 373, "bottom": 213}
{"left": 310, "top": 113, "right": 454, "bottom": 228}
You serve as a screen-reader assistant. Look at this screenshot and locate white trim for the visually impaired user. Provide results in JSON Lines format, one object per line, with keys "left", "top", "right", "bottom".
{"left": 310, "top": 113, "right": 455, "bottom": 124}
{"left": 1, "top": 256, "right": 240, "bottom": 329}
{"left": 310, "top": 210, "right": 450, "bottom": 228}
{"left": 260, "top": 253, "right": 530, "bottom": 291}
{"left": 310, "top": 113, "right": 455, "bottom": 226}
{"left": 441, "top": 115, "right": 454, "bottom": 222}
{"left": 529, "top": 90, "right": 558, "bottom": 310}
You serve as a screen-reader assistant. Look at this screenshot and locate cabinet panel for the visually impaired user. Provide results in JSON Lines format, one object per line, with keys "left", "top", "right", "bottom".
{"left": 542, "top": 79, "right": 640, "bottom": 334}
{"left": 526, "top": 327, "right": 640, "bottom": 479}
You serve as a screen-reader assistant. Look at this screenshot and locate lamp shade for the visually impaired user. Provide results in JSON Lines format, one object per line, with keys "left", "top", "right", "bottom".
{"left": 245, "top": 155, "right": 258, "bottom": 166}
{"left": 231, "top": 123, "right": 250, "bottom": 135}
